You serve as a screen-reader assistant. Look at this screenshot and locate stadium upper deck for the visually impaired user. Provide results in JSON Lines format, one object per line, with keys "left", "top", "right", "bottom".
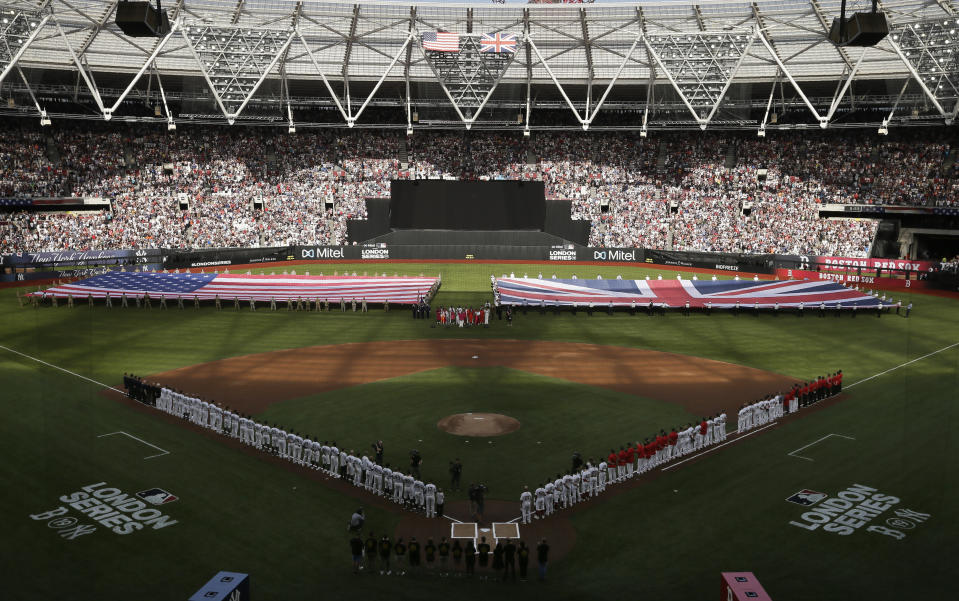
{"left": 1, "top": 0, "right": 957, "bottom": 130}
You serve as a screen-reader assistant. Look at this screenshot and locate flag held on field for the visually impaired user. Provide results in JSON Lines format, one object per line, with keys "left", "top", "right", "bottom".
{"left": 480, "top": 33, "right": 517, "bottom": 54}
{"left": 422, "top": 31, "right": 459, "bottom": 52}
{"left": 494, "top": 278, "right": 882, "bottom": 308}
{"left": 28, "top": 272, "right": 439, "bottom": 304}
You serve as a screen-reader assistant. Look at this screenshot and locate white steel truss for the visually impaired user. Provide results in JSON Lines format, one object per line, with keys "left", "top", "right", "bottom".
{"left": 182, "top": 24, "right": 294, "bottom": 124}
{"left": 642, "top": 30, "right": 755, "bottom": 128}
{"left": 0, "top": 6, "right": 50, "bottom": 87}
{"left": 298, "top": 30, "right": 413, "bottom": 127}
{"left": 527, "top": 32, "right": 642, "bottom": 130}
{"left": 888, "top": 17, "right": 959, "bottom": 122}
{"left": 419, "top": 33, "right": 516, "bottom": 127}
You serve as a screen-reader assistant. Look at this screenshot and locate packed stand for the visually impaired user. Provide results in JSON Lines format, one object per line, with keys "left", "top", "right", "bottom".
{"left": 3, "top": 124, "right": 957, "bottom": 256}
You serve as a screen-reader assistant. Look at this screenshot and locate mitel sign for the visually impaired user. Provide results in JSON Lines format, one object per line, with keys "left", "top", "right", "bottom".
{"left": 592, "top": 250, "right": 637, "bottom": 262}
{"left": 300, "top": 247, "right": 345, "bottom": 260}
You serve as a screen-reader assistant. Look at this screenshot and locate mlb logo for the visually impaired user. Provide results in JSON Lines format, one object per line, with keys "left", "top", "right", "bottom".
{"left": 786, "top": 489, "right": 827, "bottom": 506}
{"left": 137, "top": 488, "right": 178, "bottom": 505}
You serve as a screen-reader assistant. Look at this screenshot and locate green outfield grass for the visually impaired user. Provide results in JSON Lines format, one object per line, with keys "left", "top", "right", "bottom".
{"left": 258, "top": 366, "right": 696, "bottom": 498}
{"left": 2, "top": 261, "right": 957, "bottom": 600}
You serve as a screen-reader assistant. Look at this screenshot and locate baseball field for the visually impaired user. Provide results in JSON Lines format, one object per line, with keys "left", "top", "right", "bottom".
{"left": 1, "top": 260, "right": 957, "bottom": 600}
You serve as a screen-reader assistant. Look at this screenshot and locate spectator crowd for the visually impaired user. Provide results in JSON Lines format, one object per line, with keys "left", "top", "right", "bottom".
{"left": 3, "top": 123, "right": 956, "bottom": 257}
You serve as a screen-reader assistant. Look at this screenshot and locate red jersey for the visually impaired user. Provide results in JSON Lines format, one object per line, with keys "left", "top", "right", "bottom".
{"left": 617, "top": 449, "right": 628, "bottom": 466}
{"left": 607, "top": 452, "right": 618, "bottom": 466}
{"left": 635, "top": 443, "right": 645, "bottom": 459}
{"left": 625, "top": 446, "right": 635, "bottom": 462}
{"left": 668, "top": 431, "right": 678, "bottom": 446}
{"left": 645, "top": 442, "right": 656, "bottom": 456}
{"left": 699, "top": 420, "right": 708, "bottom": 435}
{"left": 656, "top": 434, "right": 667, "bottom": 450}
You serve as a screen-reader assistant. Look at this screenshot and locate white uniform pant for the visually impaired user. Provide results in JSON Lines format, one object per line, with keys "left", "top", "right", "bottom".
{"left": 521, "top": 501, "right": 532, "bottom": 524}
{"left": 426, "top": 495, "right": 436, "bottom": 517}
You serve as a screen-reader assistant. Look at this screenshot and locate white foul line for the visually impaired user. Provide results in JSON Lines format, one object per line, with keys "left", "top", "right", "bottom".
{"left": 660, "top": 422, "right": 779, "bottom": 472}
{"left": 0, "top": 344, "right": 125, "bottom": 394}
{"left": 98, "top": 431, "right": 170, "bottom": 459}
{"left": 846, "top": 341, "right": 959, "bottom": 389}
{"left": 787, "top": 433, "right": 855, "bottom": 462}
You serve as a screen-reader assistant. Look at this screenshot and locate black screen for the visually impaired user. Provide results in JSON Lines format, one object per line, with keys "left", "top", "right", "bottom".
{"left": 389, "top": 181, "right": 546, "bottom": 230}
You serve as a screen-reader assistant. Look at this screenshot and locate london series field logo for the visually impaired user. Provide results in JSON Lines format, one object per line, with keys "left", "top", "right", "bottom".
{"left": 28, "top": 482, "right": 179, "bottom": 541}
{"left": 787, "top": 483, "right": 930, "bottom": 541}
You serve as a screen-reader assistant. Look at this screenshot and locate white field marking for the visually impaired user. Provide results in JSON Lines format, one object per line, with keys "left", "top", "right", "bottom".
{"left": 443, "top": 514, "right": 464, "bottom": 524}
{"left": 506, "top": 516, "right": 521, "bottom": 524}
{"left": 846, "top": 341, "right": 959, "bottom": 389}
{"left": 660, "top": 422, "right": 778, "bottom": 472}
{"left": 98, "top": 431, "right": 170, "bottom": 459}
{"left": 0, "top": 344, "right": 125, "bottom": 394}
{"left": 787, "top": 433, "right": 856, "bottom": 462}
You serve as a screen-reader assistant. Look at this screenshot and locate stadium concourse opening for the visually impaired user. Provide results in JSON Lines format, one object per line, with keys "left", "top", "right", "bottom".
{"left": 347, "top": 181, "right": 589, "bottom": 247}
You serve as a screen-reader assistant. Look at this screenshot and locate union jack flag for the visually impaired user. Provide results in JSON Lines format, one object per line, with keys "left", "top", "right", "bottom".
{"left": 480, "top": 32, "right": 517, "bottom": 53}
{"left": 422, "top": 31, "right": 460, "bottom": 52}
{"left": 494, "top": 278, "right": 881, "bottom": 308}
{"left": 30, "top": 272, "right": 438, "bottom": 304}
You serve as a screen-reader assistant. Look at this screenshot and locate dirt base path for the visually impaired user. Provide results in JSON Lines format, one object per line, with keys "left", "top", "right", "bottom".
{"left": 151, "top": 339, "right": 797, "bottom": 418}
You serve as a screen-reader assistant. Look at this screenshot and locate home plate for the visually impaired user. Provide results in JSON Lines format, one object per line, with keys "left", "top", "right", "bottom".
{"left": 472, "top": 355, "right": 479, "bottom": 359}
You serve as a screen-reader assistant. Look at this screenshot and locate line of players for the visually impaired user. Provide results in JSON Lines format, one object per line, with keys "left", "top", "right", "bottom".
{"left": 737, "top": 371, "right": 843, "bottom": 434}
{"left": 436, "top": 305, "right": 491, "bottom": 327}
{"left": 519, "top": 414, "right": 728, "bottom": 524}
{"left": 519, "top": 371, "right": 844, "bottom": 522}
{"left": 153, "top": 386, "right": 445, "bottom": 517}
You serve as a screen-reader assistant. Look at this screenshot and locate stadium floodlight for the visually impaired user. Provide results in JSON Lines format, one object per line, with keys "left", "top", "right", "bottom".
{"left": 889, "top": 18, "right": 959, "bottom": 123}
{"left": 39, "top": 109, "right": 51, "bottom": 127}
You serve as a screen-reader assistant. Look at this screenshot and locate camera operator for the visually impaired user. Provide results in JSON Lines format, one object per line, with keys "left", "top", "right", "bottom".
{"left": 410, "top": 449, "right": 422, "bottom": 479}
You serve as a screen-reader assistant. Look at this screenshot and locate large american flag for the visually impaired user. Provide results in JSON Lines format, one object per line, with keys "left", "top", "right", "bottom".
{"left": 30, "top": 272, "right": 439, "bottom": 303}
{"left": 422, "top": 31, "right": 460, "bottom": 52}
{"left": 480, "top": 33, "right": 517, "bottom": 53}
{"left": 494, "top": 278, "right": 882, "bottom": 308}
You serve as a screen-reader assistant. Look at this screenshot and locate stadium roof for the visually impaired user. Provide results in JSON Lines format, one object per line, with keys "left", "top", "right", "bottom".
{"left": 1, "top": 0, "right": 958, "bottom": 129}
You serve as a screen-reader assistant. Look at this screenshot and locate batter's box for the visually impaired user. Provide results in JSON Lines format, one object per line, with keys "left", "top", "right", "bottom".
{"left": 493, "top": 522, "right": 520, "bottom": 541}
{"left": 451, "top": 522, "right": 478, "bottom": 540}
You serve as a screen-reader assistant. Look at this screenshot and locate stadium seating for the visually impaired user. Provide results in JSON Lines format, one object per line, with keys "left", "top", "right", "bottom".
{"left": 1, "top": 123, "right": 956, "bottom": 256}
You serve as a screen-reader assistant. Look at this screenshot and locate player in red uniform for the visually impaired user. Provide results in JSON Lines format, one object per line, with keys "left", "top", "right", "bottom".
{"left": 624, "top": 444, "right": 636, "bottom": 479}
{"left": 698, "top": 418, "right": 708, "bottom": 450}
{"left": 644, "top": 439, "right": 657, "bottom": 470}
{"left": 616, "top": 447, "right": 628, "bottom": 482}
{"left": 607, "top": 450, "right": 618, "bottom": 484}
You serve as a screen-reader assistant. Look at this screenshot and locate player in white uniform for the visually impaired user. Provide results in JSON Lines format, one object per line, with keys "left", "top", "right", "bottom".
{"left": 338, "top": 448, "right": 348, "bottom": 478}
{"left": 520, "top": 487, "right": 533, "bottom": 524}
{"left": 569, "top": 472, "right": 581, "bottom": 505}
{"left": 425, "top": 483, "right": 437, "bottom": 517}
{"left": 392, "top": 471, "right": 405, "bottom": 504}
{"left": 534, "top": 485, "right": 546, "bottom": 519}
{"left": 362, "top": 456, "right": 374, "bottom": 491}
{"left": 403, "top": 473, "right": 415, "bottom": 508}
{"left": 413, "top": 479, "right": 425, "bottom": 511}
{"left": 372, "top": 462, "right": 384, "bottom": 495}
{"left": 329, "top": 444, "right": 340, "bottom": 476}
{"left": 543, "top": 482, "right": 555, "bottom": 516}
{"left": 597, "top": 461, "right": 607, "bottom": 493}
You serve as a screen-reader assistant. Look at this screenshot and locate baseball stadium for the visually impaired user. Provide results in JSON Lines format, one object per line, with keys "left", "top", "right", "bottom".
{"left": 2, "top": 0, "right": 959, "bottom": 599}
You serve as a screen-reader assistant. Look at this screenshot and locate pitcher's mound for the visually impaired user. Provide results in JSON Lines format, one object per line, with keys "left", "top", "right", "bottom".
{"left": 438, "top": 413, "right": 520, "bottom": 437}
